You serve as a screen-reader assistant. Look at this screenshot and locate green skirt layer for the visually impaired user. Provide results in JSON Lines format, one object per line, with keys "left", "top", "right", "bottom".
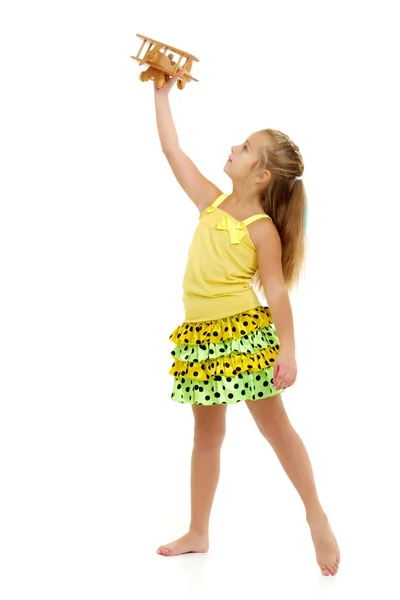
{"left": 171, "top": 367, "right": 282, "bottom": 405}
{"left": 171, "top": 324, "right": 280, "bottom": 362}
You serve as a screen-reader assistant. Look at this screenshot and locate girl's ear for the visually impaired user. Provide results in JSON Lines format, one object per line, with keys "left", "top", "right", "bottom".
{"left": 255, "top": 169, "right": 271, "bottom": 184}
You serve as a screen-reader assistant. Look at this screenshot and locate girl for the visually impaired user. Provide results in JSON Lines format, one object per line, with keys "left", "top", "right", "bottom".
{"left": 152, "top": 75, "right": 340, "bottom": 576}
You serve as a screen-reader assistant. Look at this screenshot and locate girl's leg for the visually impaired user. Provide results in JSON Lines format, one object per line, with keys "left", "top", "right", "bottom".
{"left": 157, "top": 403, "right": 227, "bottom": 556}
{"left": 245, "top": 395, "right": 340, "bottom": 576}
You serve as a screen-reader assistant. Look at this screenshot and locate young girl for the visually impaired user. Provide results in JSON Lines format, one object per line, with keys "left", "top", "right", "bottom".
{"left": 153, "top": 75, "right": 340, "bottom": 576}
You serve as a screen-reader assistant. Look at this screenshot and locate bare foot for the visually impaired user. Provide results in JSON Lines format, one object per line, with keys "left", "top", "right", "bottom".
{"left": 157, "top": 531, "right": 209, "bottom": 557}
{"left": 308, "top": 512, "right": 340, "bottom": 576}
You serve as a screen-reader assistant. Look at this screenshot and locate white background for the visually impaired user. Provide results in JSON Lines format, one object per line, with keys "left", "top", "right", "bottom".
{"left": 1, "top": 0, "right": 400, "bottom": 598}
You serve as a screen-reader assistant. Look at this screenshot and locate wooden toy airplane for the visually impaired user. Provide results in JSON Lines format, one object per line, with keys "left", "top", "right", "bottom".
{"left": 131, "top": 34, "right": 199, "bottom": 90}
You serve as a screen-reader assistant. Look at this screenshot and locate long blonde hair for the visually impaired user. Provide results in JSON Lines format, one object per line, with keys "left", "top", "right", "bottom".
{"left": 251, "top": 128, "right": 307, "bottom": 299}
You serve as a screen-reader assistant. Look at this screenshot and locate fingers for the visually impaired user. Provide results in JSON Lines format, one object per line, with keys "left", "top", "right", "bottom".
{"left": 153, "top": 69, "right": 181, "bottom": 94}
{"left": 273, "top": 369, "right": 297, "bottom": 390}
{"left": 273, "top": 366, "right": 284, "bottom": 390}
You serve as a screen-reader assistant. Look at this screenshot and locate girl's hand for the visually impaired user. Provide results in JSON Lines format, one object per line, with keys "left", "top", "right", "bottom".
{"left": 273, "top": 350, "right": 297, "bottom": 390}
{"left": 153, "top": 69, "right": 181, "bottom": 96}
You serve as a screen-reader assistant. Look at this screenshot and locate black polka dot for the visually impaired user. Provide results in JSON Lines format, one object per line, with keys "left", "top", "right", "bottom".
{"left": 215, "top": 392, "right": 221, "bottom": 398}
{"left": 234, "top": 384, "right": 239, "bottom": 389}
{"left": 186, "top": 387, "right": 190, "bottom": 392}
{"left": 228, "top": 393, "right": 234, "bottom": 399}
{"left": 258, "top": 392, "right": 264, "bottom": 397}
{"left": 205, "top": 395, "right": 210, "bottom": 400}
{"left": 256, "top": 375, "right": 261, "bottom": 381}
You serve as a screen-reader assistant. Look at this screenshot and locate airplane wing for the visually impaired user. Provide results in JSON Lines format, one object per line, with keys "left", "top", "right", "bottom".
{"left": 136, "top": 34, "right": 199, "bottom": 62}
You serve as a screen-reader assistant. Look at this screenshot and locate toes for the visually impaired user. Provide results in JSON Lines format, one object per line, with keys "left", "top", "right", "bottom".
{"left": 320, "top": 563, "right": 338, "bottom": 576}
{"left": 327, "top": 564, "right": 336, "bottom": 576}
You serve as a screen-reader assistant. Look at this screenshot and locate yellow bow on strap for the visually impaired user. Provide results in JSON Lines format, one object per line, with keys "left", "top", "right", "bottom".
{"left": 216, "top": 215, "right": 246, "bottom": 245}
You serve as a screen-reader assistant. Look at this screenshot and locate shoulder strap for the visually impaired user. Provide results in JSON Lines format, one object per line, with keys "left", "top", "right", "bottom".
{"left": 210, "top": 193, "right": 229, "bottom": 209}
{"left": 241, "top": 213, "right": 272, "bottom": 227}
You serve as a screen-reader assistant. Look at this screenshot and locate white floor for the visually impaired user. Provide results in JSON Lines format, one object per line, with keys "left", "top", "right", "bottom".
{"left": 3, "top": 378, "right": 398, "bottom": 600}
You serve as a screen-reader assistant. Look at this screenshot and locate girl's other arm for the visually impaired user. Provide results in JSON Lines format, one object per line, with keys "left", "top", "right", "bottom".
{"left": 254, "top": 221, "right": 296, "bottom": 354}
{"left": 154, "top": 79, "right": 222, "bottom": 211}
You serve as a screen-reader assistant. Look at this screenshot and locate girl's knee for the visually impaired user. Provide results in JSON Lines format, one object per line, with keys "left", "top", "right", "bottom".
{"left": 193, "top": 427, "right": 226, "bottom": 451}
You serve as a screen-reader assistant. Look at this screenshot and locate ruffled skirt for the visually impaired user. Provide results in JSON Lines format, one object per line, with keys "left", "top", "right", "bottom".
{"left": 169, "top": 305, "right": 283, "bottom": 405}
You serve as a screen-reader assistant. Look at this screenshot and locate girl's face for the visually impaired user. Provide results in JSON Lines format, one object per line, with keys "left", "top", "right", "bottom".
{"left": 224, "top": 131, "right": 269, "bottom": 184}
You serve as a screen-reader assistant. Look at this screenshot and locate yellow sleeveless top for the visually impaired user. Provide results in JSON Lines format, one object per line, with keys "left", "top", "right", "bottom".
{"left": 182, "top": 194, "right": 272, "bottom": 322}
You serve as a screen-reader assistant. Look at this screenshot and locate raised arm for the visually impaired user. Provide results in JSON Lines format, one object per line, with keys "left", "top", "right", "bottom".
{"left": 153, "top": 77, "right": 222, "bottom": 211}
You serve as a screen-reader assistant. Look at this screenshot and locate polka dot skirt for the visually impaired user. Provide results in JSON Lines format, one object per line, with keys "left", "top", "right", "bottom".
{"left": 169, "top": 305, "right": 284, "bottom": 405}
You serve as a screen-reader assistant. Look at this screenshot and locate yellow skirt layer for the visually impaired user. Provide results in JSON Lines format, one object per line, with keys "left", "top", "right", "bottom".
{"left": 169, "top": 305, "right": 273, "bottom": 346}
{"left": 170, "top": 344, "right": 280, "bottom": 381}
